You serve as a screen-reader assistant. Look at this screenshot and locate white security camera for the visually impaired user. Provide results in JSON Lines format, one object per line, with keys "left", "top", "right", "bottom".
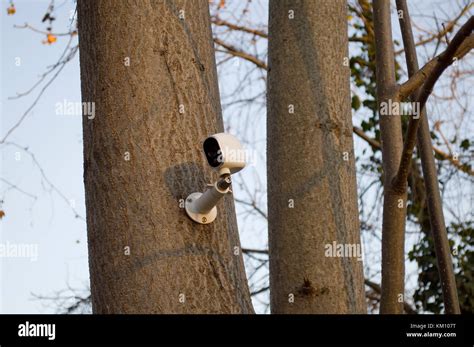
{"left": 202, "top": 133, "right": 246, "bottom": 177}
{"left": 185, "top": 133, "right": 246, "bottom": 224}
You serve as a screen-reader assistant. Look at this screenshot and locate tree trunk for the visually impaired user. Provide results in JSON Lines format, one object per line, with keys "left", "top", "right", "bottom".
{"left": 77, "top": 0, "right": 254, "bottom": 314}
{"left": 396, "top": 0, "right": 460, "bottom": 314}
{"left": 267, "top": 0, "right": 366, "bottom": 313}
{"left": 372, "top": 0, "right": 407, "bottom": 314}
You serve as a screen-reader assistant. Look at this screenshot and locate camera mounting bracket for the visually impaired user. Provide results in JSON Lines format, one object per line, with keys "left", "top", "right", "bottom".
{"left": 185, "top": 175, "right": 232, "bottom": 224}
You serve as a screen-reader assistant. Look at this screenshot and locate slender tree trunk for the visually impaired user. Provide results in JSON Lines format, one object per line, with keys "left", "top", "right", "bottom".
{"left": 372, "top": 0, "right": 407, "bottom": 314}
{"left": 396, "top": 0, "right": 460, "bottom": 314}
{"left": 267, "top": 0, "right": 366, "bottom": 313}
{"left": 77, "top": 0, "right": 254, "bottom": 313}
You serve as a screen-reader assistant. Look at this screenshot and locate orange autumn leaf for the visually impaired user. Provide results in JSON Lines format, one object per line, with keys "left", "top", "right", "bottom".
{"left": 7, "top": 4, "right": 16, "bottom": 15}
{"left": 43, "top": 33, "right": 57, "bottom": 45}
{"left": 218, "top": 0, "right": 225, "bottom": 9}
{"left": 0, "top": 210, "right": 5, "bottom": 219}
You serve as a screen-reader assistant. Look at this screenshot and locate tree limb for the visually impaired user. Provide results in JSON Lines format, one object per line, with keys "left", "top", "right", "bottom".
{"left": 396, "top": 0, "right": 462, "bottom": 315}
{"left": 394, "top": 3, "right": 473, "bottom": 55}
{"left": 242, "top": 248, "right": 269, "bottom": 255}
{"left": 353, "top": 126, "right": 381, "bottom": 149}
{"left": 214, "top": 38, "right": 268, "bottom": 70}
{"left": 393, "top": 17, "right": 474, "bottom": 192}
{"left": 399, "top": 34, "right": 474, "bottom": 99}
{"left": 212, "top": 17, "right": 268, "bottom": 38}
{"left": 433, "top": 145, "right": 474, "bottom": 175}
{"left": 234, "top": 197, "right": 268, "bottom": 219}
{"left": 353, "top": 127, "right": 473, "bottom": 176}
{"left": 250, "top": 286, "right": 269, "bottom": 296}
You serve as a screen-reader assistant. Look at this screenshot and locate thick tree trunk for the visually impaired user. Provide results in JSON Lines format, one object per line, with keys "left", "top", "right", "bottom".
{"left": 267, "top": 0, "right": 366, "bottom": 313}
{"left": 77, "top": 0, "right": 253, "bottom": 313}
{"left": 373, "top": 0, "right": 407, "bottom": 314}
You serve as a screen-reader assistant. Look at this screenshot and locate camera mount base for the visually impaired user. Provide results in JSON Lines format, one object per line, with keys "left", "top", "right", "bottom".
{"left": 185, "top": 192, "right": 218, "bottom": 224}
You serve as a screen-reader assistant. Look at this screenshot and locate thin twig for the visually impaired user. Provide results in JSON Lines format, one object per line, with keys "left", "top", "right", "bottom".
{"left": 214, "top": 38, "right": 267, "bottom": 70}
{"left": 2, "top": 141, "right": 85, "bottom": 221}
{"left": 212, "top": 17, "right": 268, "bottom": 38}
{"left": 1, "top": 45, "right": 79, "bottom": 143}
{"left": 14, "top": 23, "right": 76, "bottom": 36}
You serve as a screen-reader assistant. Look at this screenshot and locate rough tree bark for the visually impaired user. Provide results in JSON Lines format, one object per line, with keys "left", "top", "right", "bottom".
{"left": 267, "top": 0, "right": 366, "bottom": 313}
{"left": 373, "top": 0, "right": 407, "bottom": 314}
{"left": 77, "top": 0, "right": 254, "bottom": 313}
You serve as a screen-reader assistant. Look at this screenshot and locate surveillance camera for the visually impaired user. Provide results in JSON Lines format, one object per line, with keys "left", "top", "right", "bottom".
{"left": 203, "top": 133, "right": 246, "bottom": 177}
{"left": 185, "top": 133, "right": 246, "bottom": 224}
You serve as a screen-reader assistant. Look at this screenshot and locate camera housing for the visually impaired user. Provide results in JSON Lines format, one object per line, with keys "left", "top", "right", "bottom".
{"left": 185, "top": 133, "right": 246, "bottom": 224}
{"left": 203, "top": 133, "right": 246, "bottom": 177}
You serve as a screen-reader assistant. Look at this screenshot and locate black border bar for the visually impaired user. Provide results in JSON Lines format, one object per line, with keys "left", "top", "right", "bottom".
{"left": 0, "top": 314, "right": 472, "bottom": 345}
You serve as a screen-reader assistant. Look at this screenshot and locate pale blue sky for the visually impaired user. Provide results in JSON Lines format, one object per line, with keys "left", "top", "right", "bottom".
{"left": 1, "top": 0, "right": 87, "bottom": 313}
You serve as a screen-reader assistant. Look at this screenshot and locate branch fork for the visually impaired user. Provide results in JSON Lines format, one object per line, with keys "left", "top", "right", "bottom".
{"left": 391, "top": 17, "right": 474, "bottom": 193}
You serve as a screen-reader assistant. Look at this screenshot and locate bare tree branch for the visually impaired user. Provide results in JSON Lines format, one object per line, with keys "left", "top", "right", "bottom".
{"left": 353, "top": 127, "right": 473, "bottom": 176}
{"left": 242, "top": 248, "right": 268, "bottom": 255}
{"left": 433, "top": 145, "right": 473, "bottom": 176}
{"left": 394, "top": 3, "right": 473, "bottom": 55}
{"left": 393, "top": 17, "right": 474, "bottom": 192}
{"left": 353, "top": 126, "right": 381, "bottom": 150}
{"left": 1, "top": 44, "right": 79, "bottom": 143}
{"left": 0, "top": 177, "right": 38, "bottom": 200}
{"left": 234, "top": 197, "right": 268, "bottom": 219}
{"left": 214, "top": 38, "right": 267, "bottom": 70}
{"left": 2, "top": 141, "right": 85, "bottom": 220}
{"left": 212, "top": 17, "right": 268, "bottom": 38}
{"left": 14, "top": 22, "right": 76, "bottom": 36}
{"left": 399, "top": 34, "right": 474, "bottom": 99}
{"left": 251, "top": 286, "right": 269, "bottom": 296}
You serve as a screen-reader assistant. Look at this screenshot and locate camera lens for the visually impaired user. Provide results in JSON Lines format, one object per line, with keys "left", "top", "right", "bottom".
{"left": 203, "top": 137, "right": 221, "bottom": 168}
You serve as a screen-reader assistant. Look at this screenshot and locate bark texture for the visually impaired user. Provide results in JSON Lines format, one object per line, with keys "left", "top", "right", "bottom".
{"left": 267, "top": 0, "right": 366, "bottom": 313}
{"left": 373, "top": 0, "right": 407, "bottom": 314}
{"left": 77, "top": 0, "right": 253, "bottom": 313}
